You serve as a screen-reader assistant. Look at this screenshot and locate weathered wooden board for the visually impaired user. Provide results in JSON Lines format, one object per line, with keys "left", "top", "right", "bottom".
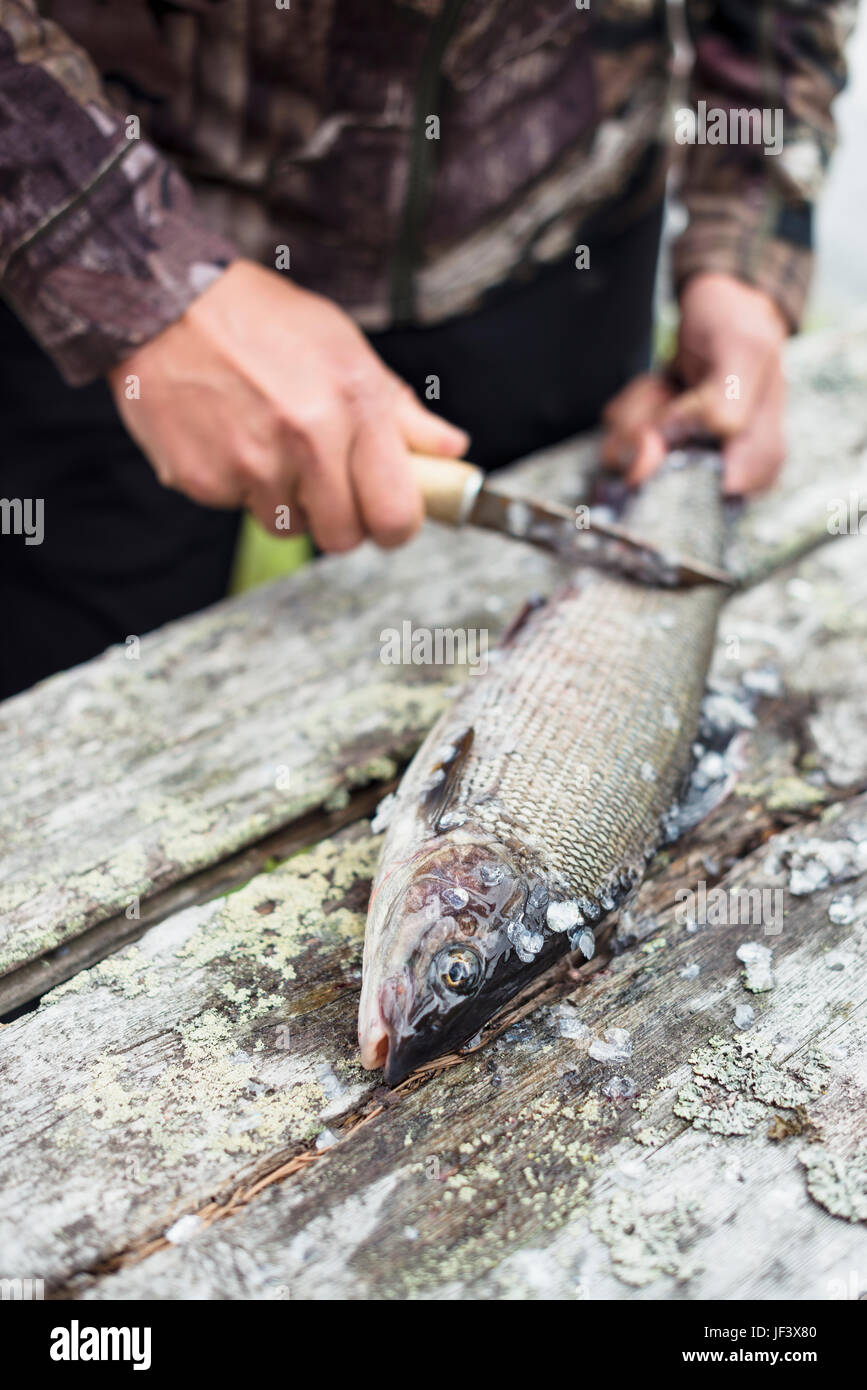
{"left": 2, "top": 320, "right": 866, "bottom": 989}
{"left": 70, "top": 792, "right": 867, "bottom": 1301}
{"left": 1, "top": 529, "right": 865, "bottom": 1298}
{"left": 724, "top": 319, "right": 867, "bottom": 582}
{"left": 602, "top": 533, "right": 867, "bottom": 945}
{"left": 0, "top": 781, "right": 393, "bottom": 1019}
{"left": 0, "top": 523, "right": 553, "bottom": 983}
{"left": 0, "top": 824, "right": 377, "bottom": 1288}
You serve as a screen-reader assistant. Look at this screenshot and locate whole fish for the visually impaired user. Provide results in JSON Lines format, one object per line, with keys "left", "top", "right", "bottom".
{"left": 359, "top": 450, "right": 727, "bottom": 1084}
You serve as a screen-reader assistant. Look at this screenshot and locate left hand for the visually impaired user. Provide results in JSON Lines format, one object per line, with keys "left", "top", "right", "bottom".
{"left": 601, "top": 272, "right": 789, "bottom": 497}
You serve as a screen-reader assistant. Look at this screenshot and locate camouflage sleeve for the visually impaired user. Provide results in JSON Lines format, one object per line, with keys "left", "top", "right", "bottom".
{"left": 0, "top": 1, "right": 238, "bottom": 385}
{"left": 672, "top": 0, "right": 858, "bottom": 330}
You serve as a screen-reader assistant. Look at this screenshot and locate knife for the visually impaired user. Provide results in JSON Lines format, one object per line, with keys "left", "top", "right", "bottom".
{"left": 411, "top": 453, "right": 734, "bottom": 589}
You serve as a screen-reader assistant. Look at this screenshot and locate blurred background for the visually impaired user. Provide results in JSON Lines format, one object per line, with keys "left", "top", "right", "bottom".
{"left": 813, "top": 4, "right": 867, "bottom": 326}
{"left": 232, "top": 4, "right": 867, "bottom": 595}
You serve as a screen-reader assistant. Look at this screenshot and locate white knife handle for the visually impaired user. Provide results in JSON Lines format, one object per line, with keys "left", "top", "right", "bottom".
{"left": 411, "top": 454, "right": 484, "bottom": 527}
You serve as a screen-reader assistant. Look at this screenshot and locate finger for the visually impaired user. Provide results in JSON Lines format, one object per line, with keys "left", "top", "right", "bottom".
{"left": 602, "top": 373, "right": 675, "bottom": 434}
{"left": 245, "top": 482, "right": 309, "bottom": 538}
{"left": 392, "top": 383, "right": 470, "bottom": 458}
{"left": 624, "top": 425, "right": 668, "bottom": 487}
{"left": 662, "top": 343, "right": 773, "bottom": 444}
{"left": 292, "top": 421, "right": 365, "bottom": 554}
{"left": 601, "top": 373, "right": 676, "bottom": 471}
{"left": 721, "top": 371, "right": 786, "bottom": 497}
{"left": 349, "top": 417, "right": 423, "bottom": 549}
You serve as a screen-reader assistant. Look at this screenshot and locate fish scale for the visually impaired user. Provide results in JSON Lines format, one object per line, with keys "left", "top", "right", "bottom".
{"left": 359, "top": 451, "right": 728, "bottom": 1083}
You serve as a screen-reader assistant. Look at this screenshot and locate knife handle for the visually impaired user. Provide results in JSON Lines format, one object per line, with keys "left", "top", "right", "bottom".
{"left": 410, "top": 453, "right": 484, "bottom": 527}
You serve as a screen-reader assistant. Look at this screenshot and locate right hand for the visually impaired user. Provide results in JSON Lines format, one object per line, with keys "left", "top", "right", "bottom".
{"left": 107, "top": 259, "right": 469, "bottom": 551}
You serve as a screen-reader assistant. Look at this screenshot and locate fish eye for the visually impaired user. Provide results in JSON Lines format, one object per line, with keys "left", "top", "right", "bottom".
{"left": 432, "top": 945, "right": 482, "bottom": 997}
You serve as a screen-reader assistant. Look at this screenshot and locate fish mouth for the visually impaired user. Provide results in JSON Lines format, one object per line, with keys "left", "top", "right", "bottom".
{"left": 358, "top": 1019, "right": 390, "bottom": 1073}
{"left": 359, "top": 971, "right": 475, "bottom": 1088}
{"left": 358, "top": 1014, "right": 406, "bottom": 1087}
{"left": 358, "top": 971, "right": 414, "bottom": 1078}
{"left": 381, "top": 1005, "right": 484, "bottom": 1087}
{"left": 380, "top": 980, "right": 490, "bottom": 1089}
{"left": 382, "top": 1040, "right": 418, "bottom": 1089}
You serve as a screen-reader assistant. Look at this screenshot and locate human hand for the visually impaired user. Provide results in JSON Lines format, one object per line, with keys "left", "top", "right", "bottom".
{"left": 601, "top": 272, "right": 789, "bottom": 496}
{"left": 108, "top": 260, "right": 468, "bottom": 551}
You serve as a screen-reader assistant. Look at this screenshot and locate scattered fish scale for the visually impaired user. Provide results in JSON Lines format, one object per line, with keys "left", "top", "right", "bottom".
{"left": 742, "top": 665, "right": 783, "bottom": 698}
{"left": 370, "top": 793, "right": 396, "bottom": 835}
{"left": 554, "top": 1005, "right": 592, "bottom": 1043}
{"left": 546, "top": 899, "right": 582, "bottom": 932}
{"left": 733, "top": 1004, "right": 755, "bottom": 1031}
{"left": 589, "top": 1027, "right": 633, "bottom": 1064}
{"left": 603, "top": 1075, "right": 637, "bottom": 1099}
{"left": 570, "top": 928, "right": 596, "bottom": 959}
{"left": 736, "top": 941, "right": 775, "bottom": 993}
{"left": 828, "top": 894, "right": 857, "bottom": 926}
{"left": 766, "top": 836, "right": 867, "bottom": 897}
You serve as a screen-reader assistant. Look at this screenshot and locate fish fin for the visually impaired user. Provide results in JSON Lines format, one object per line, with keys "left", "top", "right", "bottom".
{"left": 499, "top": 593, "right": 547, "bottom": 647}
{"left": 610, "top": 881, "right": 645, "bottom": 954}
{"left": 421, "top": 726, "right": 474, "bottom": 832}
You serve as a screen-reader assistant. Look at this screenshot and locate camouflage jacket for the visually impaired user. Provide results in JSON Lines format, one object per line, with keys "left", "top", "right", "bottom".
{"left": 0, "top": 0, "right": 856, "bottom": 385}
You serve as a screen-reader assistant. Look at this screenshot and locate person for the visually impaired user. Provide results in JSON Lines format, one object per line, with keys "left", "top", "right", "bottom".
{"left": 0, "top": 1, "right": 854, "bottom": 698}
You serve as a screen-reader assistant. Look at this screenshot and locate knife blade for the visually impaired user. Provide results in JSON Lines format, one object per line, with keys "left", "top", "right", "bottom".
{"left": 411, "top": 453, "right": 734, "bottom": 589}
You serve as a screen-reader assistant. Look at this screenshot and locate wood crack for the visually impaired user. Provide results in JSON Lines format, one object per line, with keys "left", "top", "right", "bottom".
{"left": 0, "top": 778, "right": 399, "bottom": 1022}
{"left": 46, "top": 770, "right": 867, "bottom": 1299}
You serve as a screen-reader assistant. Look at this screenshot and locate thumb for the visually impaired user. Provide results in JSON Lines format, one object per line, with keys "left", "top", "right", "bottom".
{"left": 660, "top": 348, "right": 770, "bottom": 446}
{"left": 659, "top": 379, "right": 745, "bottom": 446}
{"left": 393, "top": 384, "right": 470, "bottom": 459}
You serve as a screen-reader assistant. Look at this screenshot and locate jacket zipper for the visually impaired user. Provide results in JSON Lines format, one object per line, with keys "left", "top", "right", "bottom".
{"left": 390, "top": 0, "right": 466, "bottom": 324}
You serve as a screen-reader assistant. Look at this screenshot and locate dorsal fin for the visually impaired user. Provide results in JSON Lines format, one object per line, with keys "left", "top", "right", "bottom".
{"left": 421, "top": 727, "right": 474, "bottom": 832}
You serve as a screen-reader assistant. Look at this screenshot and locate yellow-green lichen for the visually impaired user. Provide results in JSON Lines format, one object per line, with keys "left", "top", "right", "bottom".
{"left": 53, "top": 1008, "right": 328, "bottom": 1164}
{"left": 674, "top": 1036, "right": 830, "bottom": 1137}
{"left": 740, "top": 776, "right": 828, "bottom": 814}
{"left": 49, "top": 946, "right": 162, "bottom": 1002}
{"left": 801, "top": 1143, "right": 867, "bottom": 1223}
{"left": 177, "top": 832, "right": 379, "bottom": 981}
{"left": 590, "top": 1188, "right": 703, "bottom": 1288}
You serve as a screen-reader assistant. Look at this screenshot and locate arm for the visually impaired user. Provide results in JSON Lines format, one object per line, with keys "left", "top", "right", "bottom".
{"left": 603, "top": 0, "right": 857, "bottom": 495}
{"left": 0, "top": 3, "right": 464, "bottom": 548}
{"left": 0, "top": 0, "right": 236, "bottom": 385}
{"left": 672, "top": 0, "right": 855, "bottom": 333}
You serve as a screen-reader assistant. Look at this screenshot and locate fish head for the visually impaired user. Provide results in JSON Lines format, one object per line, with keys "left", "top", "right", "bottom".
{"left": 359, "top": 839, "right": 549, "bottom": 1085}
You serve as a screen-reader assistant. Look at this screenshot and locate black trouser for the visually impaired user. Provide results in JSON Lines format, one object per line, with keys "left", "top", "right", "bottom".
{"left": 0, "top": 202, "right": 662, "bottom": 699}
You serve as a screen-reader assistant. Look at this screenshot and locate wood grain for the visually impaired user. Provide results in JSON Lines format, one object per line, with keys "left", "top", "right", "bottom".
{"left": 2, "top": 322, "right": 865, "bottom": 990}
{"left": 1, "top": 322, "right": 865, "bottom": 1300}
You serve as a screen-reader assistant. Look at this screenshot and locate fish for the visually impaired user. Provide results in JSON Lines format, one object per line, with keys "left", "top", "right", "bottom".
{"left": 358, "top": 449, "right": 728, "bottom": 1085}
